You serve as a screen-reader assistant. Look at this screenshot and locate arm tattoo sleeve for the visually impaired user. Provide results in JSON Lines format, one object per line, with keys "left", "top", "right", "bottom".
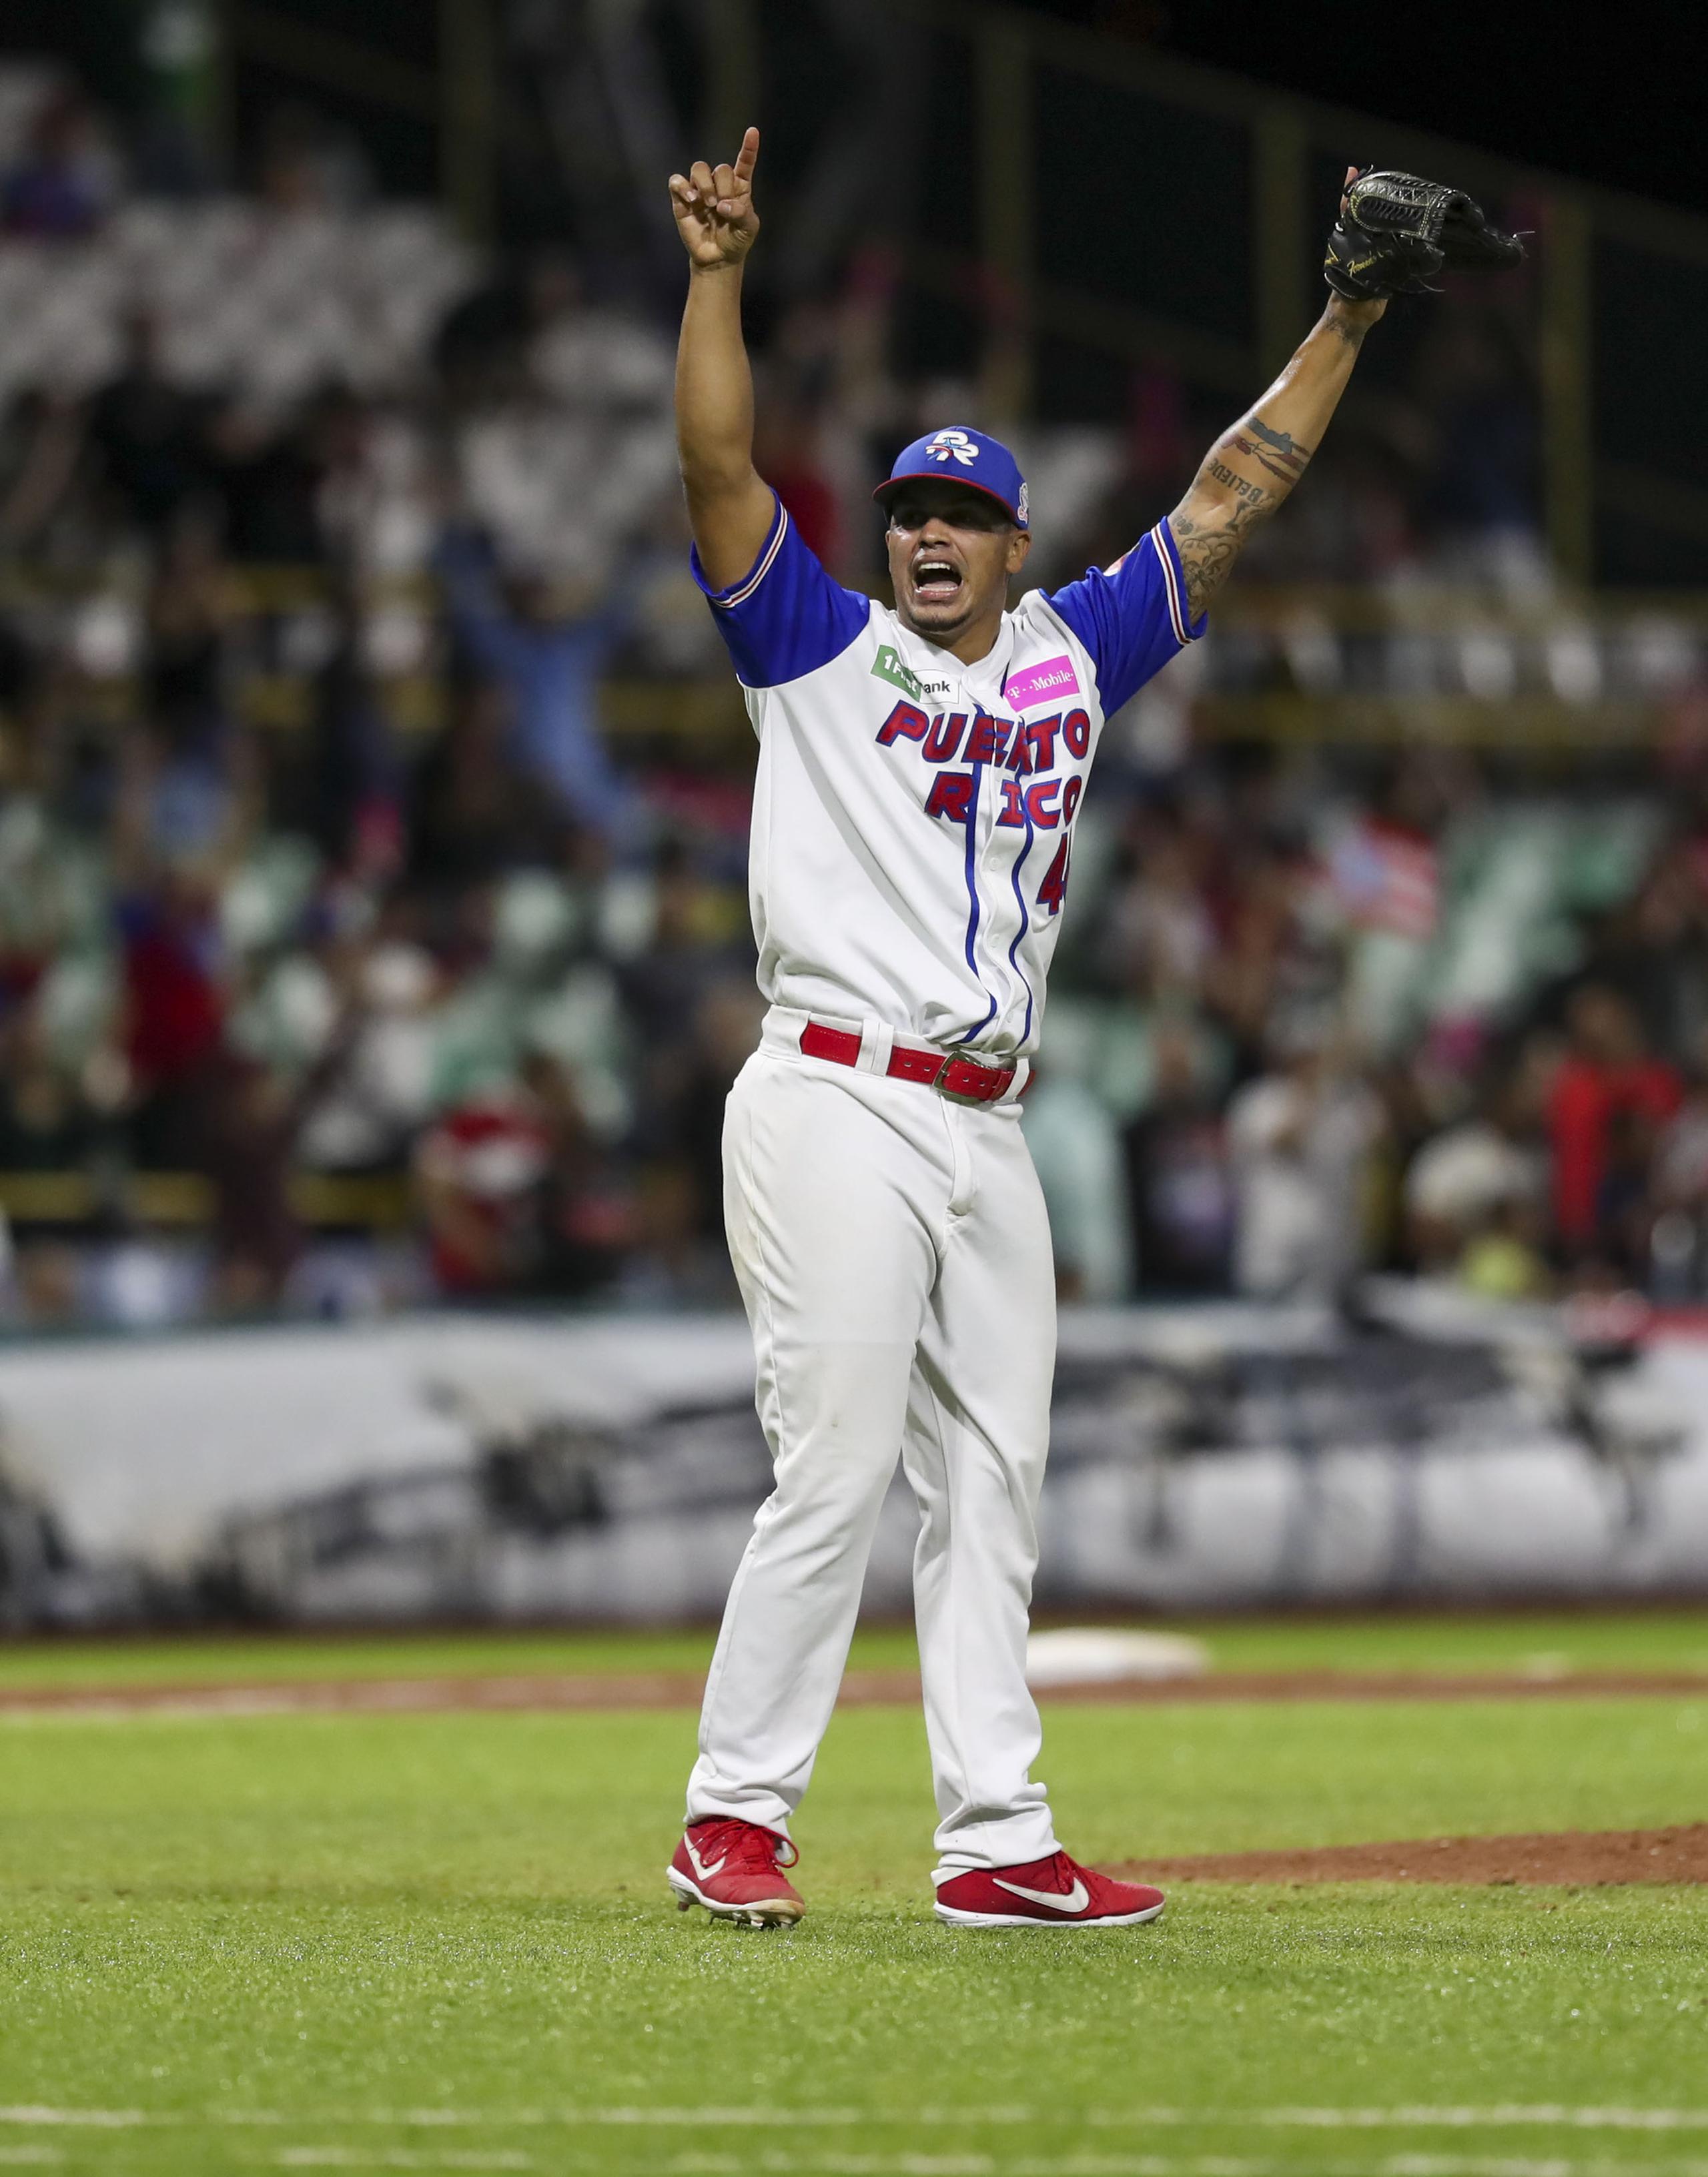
{"left": 1164, "top": 297, "right": 1372, "bottom": 621}
{"left": 1230, "top": 415, "right": 1312, "bottom": 486}
{"left": 1204, "top": 456, "right": 1270, "bottom": 506}
{"left": 1170, "top": 416, "right": 1318, "bottom": 618}
{"left": 1170, "top": 494, "right": 1270, "bottom": 623}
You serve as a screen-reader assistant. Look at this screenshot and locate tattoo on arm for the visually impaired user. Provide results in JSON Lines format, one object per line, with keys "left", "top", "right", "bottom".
{"left": 1163, "top": 302, "right": 1370, "bottom": 621}
{"left": 1231, "top": 415, "right": 1312, "bottom": 485}
{"left": 1205, "top": 456, "right": 1270, "bottom": 507}
{"left": 1168, "top": 495, "right": 1269, "bottom": 624}
{"left": 1169, "top": 414, "right": 1318, "bottom": 618}
{"left": 1324, "top": 299, "right": 1374, "bottom": 351}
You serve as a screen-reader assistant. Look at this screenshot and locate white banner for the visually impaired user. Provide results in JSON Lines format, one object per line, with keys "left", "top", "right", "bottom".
{"left": 1, "top": 1293, "right": 1705, "bottom": 1624}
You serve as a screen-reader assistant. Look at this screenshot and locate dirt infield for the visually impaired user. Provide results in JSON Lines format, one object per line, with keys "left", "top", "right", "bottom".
{"left": 1116, "top": 1823, "right": 1708, "bottom": 1886}
{"left": 1, "top": 1666, "right": 1705, "bottom": 1717}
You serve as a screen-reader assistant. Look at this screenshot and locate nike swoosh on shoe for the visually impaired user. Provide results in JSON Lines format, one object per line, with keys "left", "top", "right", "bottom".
{"left": 992, "top": 1876, "right": 1090, "bottom": 1913}
{"left": 685, "top": 1843, "right": 727, "bottom": 1879}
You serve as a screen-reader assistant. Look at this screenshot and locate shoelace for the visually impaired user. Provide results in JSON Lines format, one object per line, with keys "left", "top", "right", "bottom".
{"left": 1039, "top": 1849, "right": 1088, "bottom": 1893}
{"left": 695, "top": 1820, "right": 799, "bottom": 1873}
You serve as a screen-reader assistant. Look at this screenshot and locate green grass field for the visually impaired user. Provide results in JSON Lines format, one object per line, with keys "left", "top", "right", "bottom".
{"left": 4, "top": 1605, "right": 1708, "bottom": 1693}
{"left": 1, "top": 1614, "right": 1706, "bottom": 2176}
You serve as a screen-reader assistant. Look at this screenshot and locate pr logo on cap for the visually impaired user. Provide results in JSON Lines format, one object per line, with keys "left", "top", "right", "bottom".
{"left": 873, "top": 424, "right": 1028, "bottom": 526}
{"left": 927, "top": 430, "right": 978, "bottom": 468}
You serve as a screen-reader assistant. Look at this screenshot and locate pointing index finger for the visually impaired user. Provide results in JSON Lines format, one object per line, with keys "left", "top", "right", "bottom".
{"left": 733, "top": 127, "right": 760, "bottom": 185}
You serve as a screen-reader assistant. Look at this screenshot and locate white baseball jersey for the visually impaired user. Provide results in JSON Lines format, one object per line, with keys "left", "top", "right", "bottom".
{"left": 693, "top": 493, "right": 1204, "bottom": 1062}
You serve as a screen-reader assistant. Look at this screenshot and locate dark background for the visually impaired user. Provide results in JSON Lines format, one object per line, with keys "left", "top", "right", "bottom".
{"left": 1038, "top": 0, "right": 1705, "bottom": 216}
{"left": 0, "top": 2, "right": 1693, "bottom": 582}
{"left": 2, "top": 1, "right": 1696, "bottom": 213}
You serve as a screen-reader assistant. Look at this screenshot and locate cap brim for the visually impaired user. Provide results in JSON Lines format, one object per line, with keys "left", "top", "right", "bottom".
{"left": 873, "top": 471, "right": 1024, "bottom": 526}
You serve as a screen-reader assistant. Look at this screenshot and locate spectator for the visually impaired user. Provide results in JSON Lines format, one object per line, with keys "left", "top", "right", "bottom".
{"left": 754, "top": 394, "right": 841, "bottom": 570}
{"left": 521, "top": 1049, "right": 634, "bottom": 1299}
{"left": 414, "top": 1079, "right": 556, "bottom": 1296}
{"left": 300, "top": 586, "right": 404, "bottom": 883}
{"left": 665, "top": 977, "right": 763, "bottom": 1271}
{"left": 87, "top": 313, "right": 206, "bottom": 540}
{"left": 113, "top": 867, "right": 228, "bottom": 1168}
{"left": 1202, "top": 836, "right": 1320, "bottom": 1077}
{"left": 408, "top": 680, "right": 564, "bottom": 895}
{"left": 436, "top": 527, "right": 638, "bottom": 851}
{"left": 0, "top": 1002, "right": 97, "bottom": 1172}
{"left": 1226, "top": 1009, "right": 1383, "bottom": 1300}
{"left": 1023, "top": 1017, "right": 1134, "bottom": 1302}
{"left": 620, "top": 839, "right": 752, "bottom": 1142}
{"left": 143, "top": 508, "right": 232, "bottom": 761}
{"left": 1547, "top": 984, "right": 1683, "bottom": 1273}
{"left": 199, "top": 1055, "right": 310, "bottom": 1314}
{"left": 1100, "top": 807, "right": 1216, "bottom": 1001}
{"left": 201, "top": 398, "right": 328, "bottom": 565}
{"left": 1649, "top": 1031, "right": 1708, "bottom": 1298}
{"left": 1574, "top": 849, "right": 1708, "bottom": 1064}
{"left": 1457, "top": 1198, "right": 1552, "bottom": 1301}
{"left": 1404, "top": 1039, "right": 1556, "bottom": 1274}
{"left": 1124, "top": 1019, "right": 1233, "bottom": 1294}
{"left": 1, "top": 87, "right": 116, "bottom": 239}
{"left": 413, "top": 1052, "right": 632, "bottom": 1301}
{"left": 297, "top": 942, "right": 439, "bottom": 1177}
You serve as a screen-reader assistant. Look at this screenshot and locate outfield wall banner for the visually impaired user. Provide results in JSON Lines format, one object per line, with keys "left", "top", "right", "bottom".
{"left": 1, "top": 1291, "right": 1706, "bottom": 1626}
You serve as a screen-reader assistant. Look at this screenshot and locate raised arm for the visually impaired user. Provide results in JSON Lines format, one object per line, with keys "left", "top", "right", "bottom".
{"left": 668, "top": 127, "right": 776, "bottom": 590}
{"left": 1164, "top": 161, "right": 1525, "bottom": 621}
{"left": 1166, "top": 286, "right": 1383, "bottom": 623}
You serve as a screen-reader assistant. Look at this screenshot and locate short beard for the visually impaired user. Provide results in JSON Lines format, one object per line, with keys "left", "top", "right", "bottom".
{"left": 896, "top": 577, "right": 993, "bottom": 643}
{"left": 899, "top": 598, "right": 973, "bottom": 640}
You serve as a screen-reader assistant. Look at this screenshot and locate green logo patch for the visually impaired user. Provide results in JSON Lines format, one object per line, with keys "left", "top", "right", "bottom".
{"left": 871, "top": 645, "right": 927, "bottom": 703}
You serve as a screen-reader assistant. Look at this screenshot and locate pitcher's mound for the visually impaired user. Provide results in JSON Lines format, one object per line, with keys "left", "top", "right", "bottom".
{"left": 1112, "top": 1823, "right": 1708, "bottom": 1887}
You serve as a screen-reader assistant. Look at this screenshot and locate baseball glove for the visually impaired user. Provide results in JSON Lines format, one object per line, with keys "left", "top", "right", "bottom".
{"left": 1324, "top": 169, "right": 1525, "bottom": 302}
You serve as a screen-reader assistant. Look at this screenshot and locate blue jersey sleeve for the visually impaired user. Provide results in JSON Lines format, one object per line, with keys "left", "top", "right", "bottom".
{"left": 1041, "top": 519, "right": 1205, "bottom": 716}
{"left": 691, "top": 492, "right": 870, "bottom": 689}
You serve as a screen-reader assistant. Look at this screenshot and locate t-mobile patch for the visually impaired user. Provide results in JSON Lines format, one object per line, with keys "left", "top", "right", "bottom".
{"left": 1005, "top": 654, "right": 1080, "bottom": 709}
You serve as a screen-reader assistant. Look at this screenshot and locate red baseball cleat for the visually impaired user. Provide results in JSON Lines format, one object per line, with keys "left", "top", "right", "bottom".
{"left": 667, "top": 1818, "right": 805, "bottom": 1926}
{"left": 934, "top": 1849, "right": 1165, "bottom": 1929}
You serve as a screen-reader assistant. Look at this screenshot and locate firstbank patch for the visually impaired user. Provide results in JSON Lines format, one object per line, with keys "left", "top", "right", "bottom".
{"left": 871, "top": 644, "right": 953, "bottom": 706}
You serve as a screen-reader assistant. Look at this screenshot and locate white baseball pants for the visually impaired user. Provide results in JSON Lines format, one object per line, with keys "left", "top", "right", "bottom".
{"left": 685, "top": 1007, "right": 1059, "bottom": 1874}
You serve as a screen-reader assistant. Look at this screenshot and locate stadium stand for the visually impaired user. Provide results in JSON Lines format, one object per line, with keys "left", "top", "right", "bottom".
{"left": 1, "top": 56, "right": 1707, "bottom": 1330}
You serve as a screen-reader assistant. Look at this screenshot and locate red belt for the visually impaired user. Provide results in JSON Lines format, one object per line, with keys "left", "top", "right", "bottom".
{"left": 799, "top": 1020, "right": 1018, "bottom": 1105}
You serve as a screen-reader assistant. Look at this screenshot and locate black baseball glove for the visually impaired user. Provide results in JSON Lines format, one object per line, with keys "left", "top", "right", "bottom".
{"left": 1324, "top": 169, "right": 1525, "bottom": 302}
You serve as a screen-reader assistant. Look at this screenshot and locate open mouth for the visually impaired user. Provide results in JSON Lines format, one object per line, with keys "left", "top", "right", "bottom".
{"left": 911, "top": 557, "right": 963, "bottom": 606}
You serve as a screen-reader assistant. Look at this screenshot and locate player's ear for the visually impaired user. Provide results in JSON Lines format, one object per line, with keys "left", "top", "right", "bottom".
{"left": 1006, "top": 528, "right": 1031, "bottom": 577}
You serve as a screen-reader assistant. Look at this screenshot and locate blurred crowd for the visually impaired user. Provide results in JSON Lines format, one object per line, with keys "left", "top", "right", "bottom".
{"left": 1, "top": 69, "right": 1707, "bottom": 1329}
{"left": 1027, "top": 745, "right": 1708, "bottom": 1308}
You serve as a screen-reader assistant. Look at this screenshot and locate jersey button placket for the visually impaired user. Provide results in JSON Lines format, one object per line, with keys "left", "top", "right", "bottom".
{"left": 953, "top": 701, "right": 995, "bottom": 1047}
{"left": 977, "top": 706, "right": 1032, "bottom": 1048}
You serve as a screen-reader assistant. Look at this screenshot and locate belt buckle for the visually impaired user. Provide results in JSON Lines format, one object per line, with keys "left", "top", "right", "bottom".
{"left": 935, "top": 1051, "right": 1000, "bottom": 1106}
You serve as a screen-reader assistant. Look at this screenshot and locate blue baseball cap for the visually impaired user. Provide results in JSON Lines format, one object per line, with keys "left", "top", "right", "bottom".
{"left": 873, "top": 426, "right": 1029, "bottom": 528}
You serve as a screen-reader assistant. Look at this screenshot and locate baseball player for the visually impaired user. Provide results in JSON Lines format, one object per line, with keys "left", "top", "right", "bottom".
{"left": 663, "top": 135, "right": 1521, "bottom": 1927}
